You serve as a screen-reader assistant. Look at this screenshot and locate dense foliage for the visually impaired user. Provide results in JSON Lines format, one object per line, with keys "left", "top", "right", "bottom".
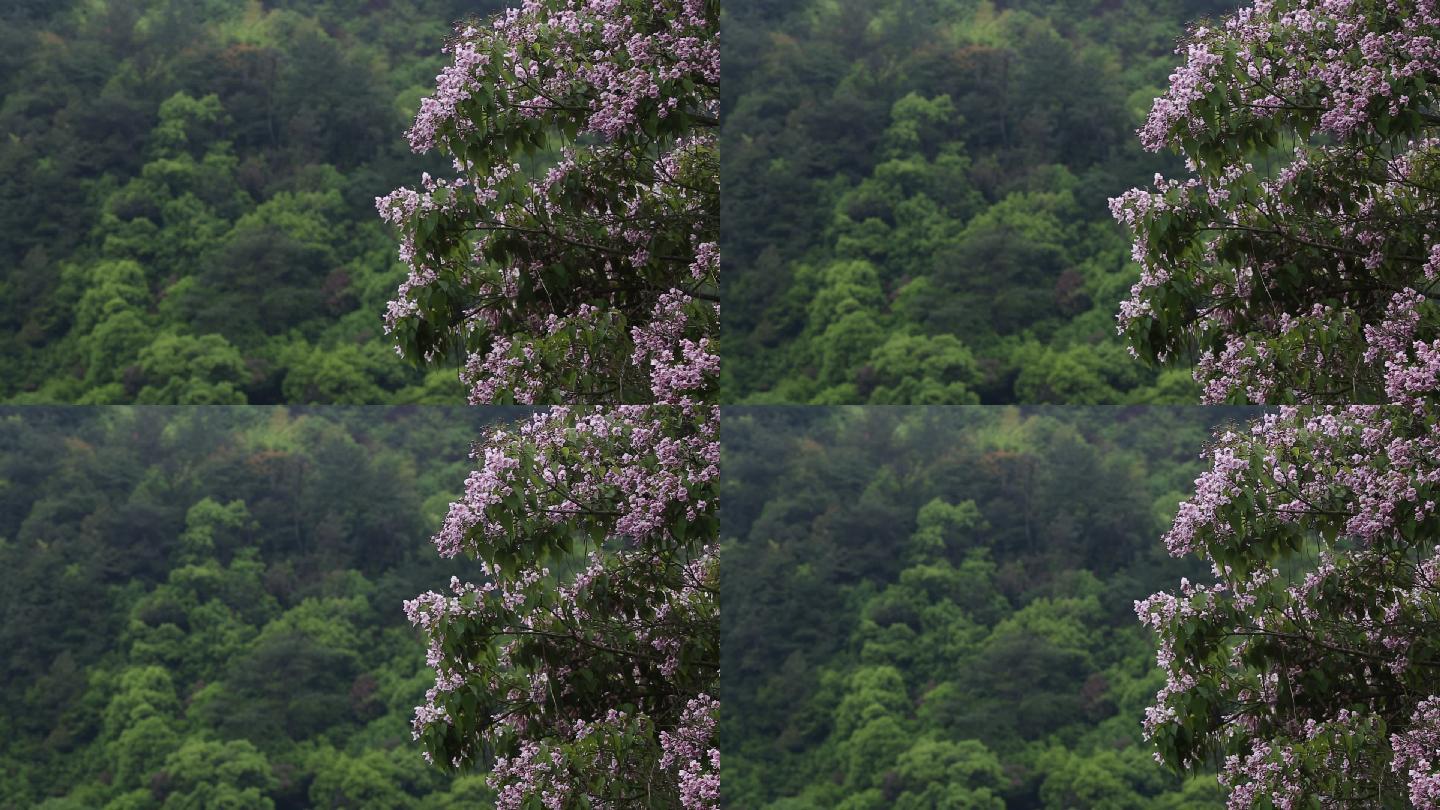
{"left": 406, "top": 405, "right": 719, "bottom": 807}
{"left": 723, "top": 406, "right": 1258, "bottom": 808}
{"left": 721, "top": 0, "right": 1235, "bottom": 404}
{"left": 0, "top": 0, "right": 518, "bottom": 404}
{"left": 0, "top": 406, "right": 538, "bottom": 809}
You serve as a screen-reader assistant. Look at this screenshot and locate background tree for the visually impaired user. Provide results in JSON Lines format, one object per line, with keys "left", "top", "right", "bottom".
{"left": 0, "top": 0, "right": 502, "bottom": 404}
{"left": 723, "top": 407, "right": 1244, "bottom": 808}
{"left": 0, "top": 406, "right": 532, "bottom": 808}
{"left": 721, "top": 0, "right": 1237, "bottom": 404}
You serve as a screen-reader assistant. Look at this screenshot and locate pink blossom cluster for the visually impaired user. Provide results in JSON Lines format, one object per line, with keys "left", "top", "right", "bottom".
{"left": 631, "top": 291, "right": 719, "bottom": 402}
{"left": 462, "top": 337, "right": 545, "bottom": 405}
{"left": 1116, "top": 140, "right": 1440, "bottom": 404}
{"left": 458, "top": 306, "right": 617, "bottom": 405}
{"left": 408, "top": 33, "right": 492, "bottom": 152}
{"left": 1387, "top": 337, "right": 1440, "bottom": 411}
{"left": 428, "top": 406, "right": 717, "bottom": 560}
{"left": 1216, "top": 710, "right": 1390, "bottom": 809}
{"left": 475, "top": 0, "right": 718, "bottom": 142}
{"left": 1394, "top": 697, "right": 1440, "bottom": 808}
{"left": 690, "top": 240, "right": 719, "bottom": 280}
{"left": 489, "top": 742, "right": 570, "bottom": 810}
{"left": 660, "top": 694, "right": 720, "bottom": 810}
{"left": 1366, "top": 289, "right": 1428, "bottom": 365}
{"left": 1163, "top": 437, "right": 1250, "bottom": 556}
{"left": 1141, "top": 0, "right": 1440, "bottom": 153}
{"left": 376, "top": 184, "right": 438, "bottom": 333}
{"left": 1140, "top": 33, "right": 1224, "bottom": 151}
{"left": 404, "top": 1, "right": 716, "bottom": 150}
{"left": 1194, "top": 337, "right": 1277, "bottom": 405}
{"left": 1361, "top": 284, "right": 1440, "bottom": 411}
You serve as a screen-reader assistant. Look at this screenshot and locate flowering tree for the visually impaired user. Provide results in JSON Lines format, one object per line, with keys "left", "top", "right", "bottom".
{"left": 387, "top": 1, "right": 720, "bottom": 806}
{"left": 404, "top": 405, "right": 719, "bottom": 807}
{"left": 1110, "top": 0, "right": 1440, "bottom": 404}
{"left": 1116, "top": 1, "right": 1440, "bottom": 805}
{"left": 377, "top": 0, "right": 719, "bottom": 405}
{"left": 1137, "top": 405, "right": 1440, "bottom": 807}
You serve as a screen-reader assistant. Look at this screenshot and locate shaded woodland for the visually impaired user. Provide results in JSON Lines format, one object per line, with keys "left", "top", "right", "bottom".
{"left": 0, "top": 407, "right": 529, "bottom": 808}
{"left": 723, "top": 407, "right": 1258, "bottom": 807}
{"left": 722, "top": 0, "right": 1235, "bottom": 403}
{"left": 0, "top": 1, "right": 510, "bottom": 403}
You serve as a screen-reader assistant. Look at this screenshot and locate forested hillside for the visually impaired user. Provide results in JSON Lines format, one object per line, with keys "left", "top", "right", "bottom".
{"left": 0, "top": 0, "right": 508, "bottom": 404}
{"left": 0, "top": 407, "right": 529, "bottom": 808}
{"left": 722, "top": 0, "right": 1234, "bottom": 404}
{"left": 723, "top": 407, "right": 1257, "bottom": 808}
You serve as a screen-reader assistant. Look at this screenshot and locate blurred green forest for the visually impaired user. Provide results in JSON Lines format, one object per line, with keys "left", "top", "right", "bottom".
{"left": 0, "top": 406, "right": 528, "bottom": 808}
{"left": 721, "top": 0, "right": 1234, "bottom": 404}
{"left": 723, "top": 407, "right": 1258, "bottom": 808}
{"left": 0, "top": 0, "right": 509, "bottom": 404}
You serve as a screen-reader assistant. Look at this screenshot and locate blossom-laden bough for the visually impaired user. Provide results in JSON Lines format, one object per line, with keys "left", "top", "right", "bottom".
{"left": 385, "top": 2, "right": 720, "bottom": 806}
{"left": 405, "top": 404, "right": 719, "bottom": 808}
{"left": 378, "top": 0, "right": 719, "bottom": 406}
{"left": 1111, "top": 0, "right": 1440, "bottom": 405}
{"left": 1138, "top": 404, "right": 1440, "bottom": 807}
{"left": 1118, "top": 0, "right": 1440, "bottom": 805}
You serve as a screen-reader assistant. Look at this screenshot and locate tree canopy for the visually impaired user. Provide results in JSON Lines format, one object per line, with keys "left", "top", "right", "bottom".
{"left": 1112, "top": 0, "right": 1440, "bottom": 406}
{"left": 383, "top": 3, "right": 721, "bottom": 806}
{"left": 378, "top": 0, "right": 720, "bottom": 405}
{"left": 1111, "top": 1, "right": 1440, "bottom": 805}
{"left": 723, "top": 406, "right": 1255, "bottom": 808}
{"left": 0, "top": 406, "right": 533, "bottom": 808}
{"left": 721, "top": 0, "right": 1236, "bottom": 404}
{"left": 0, "top": 0, "right": 512, "bottom": 404}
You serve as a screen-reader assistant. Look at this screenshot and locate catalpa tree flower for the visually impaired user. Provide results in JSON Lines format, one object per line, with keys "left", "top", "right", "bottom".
{"left": 377, "top": 0, "right": 719, "bottom": 406}
{"left": 1138, "top": 404, "right": 1440, "bottom": 807}
{"left": 388, "top": 2, "right": 720, "bottom": 806}
{"left": 404, "top": 404, "right": 719, "bottom": 808}
{"left": 1111, "top": 0, "right": 1440, "bottom": 405}
{"left": 1120, "top": 1, "right": 1440, "bottom": 806}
